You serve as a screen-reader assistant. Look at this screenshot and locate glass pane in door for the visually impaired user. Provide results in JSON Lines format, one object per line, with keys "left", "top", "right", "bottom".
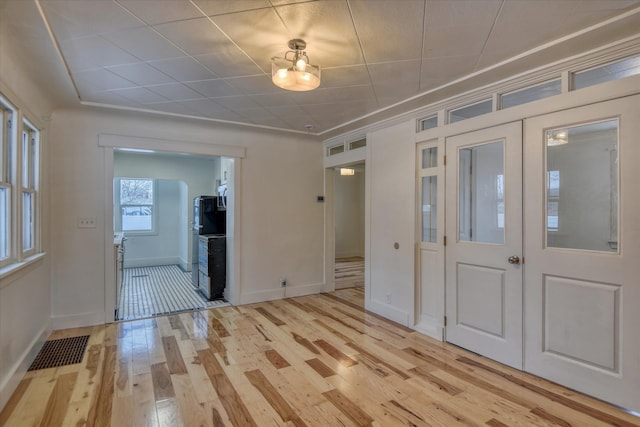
{"left": 546, "top": 120, "right": 618, "bottom": 252}
{"left": 422, "top": 176, "right": 437, "bottom": 243}
{"left": 458, "top": 141, "right": 505, "bottom": 244}
{"left": 422, "top": 147, "right": 437, "bottom": 168}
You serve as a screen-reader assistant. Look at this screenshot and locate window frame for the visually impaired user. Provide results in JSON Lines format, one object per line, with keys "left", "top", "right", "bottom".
{"left": 114, "top": 177, "right": 158, "bottom": 235}
{"left": 0, "top": 97, "right": 15, "bottom": 267}
{"left": 21, "top": 119, "right": 39, "bottom": 257}
{"left": 0, "top": 92, "right": 42, "bottom": 271}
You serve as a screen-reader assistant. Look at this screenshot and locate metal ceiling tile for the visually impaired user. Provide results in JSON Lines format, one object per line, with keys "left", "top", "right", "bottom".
{"left": 348, "top": 0, "right": 425, "bottom": 62}
{"left": 211, "top": 96, "right": 261, "bottom": 111}
{"left": 477, "top": 0, "right": 640, "bottom": 70}
{"left": 248, "top": 93, "right": 299, "bottom": 108}
{"left": 203, "top": 110, "right": 252, "bottom": 123}
{"left": 149, "top": 56, "right": 218, "bottom": 81}
{"left": 179, "top": 98, "right": 229, "bottom": 115}
{"left": 109, "top": 87, "right": 169, "bottom": 104}
{"left": 153, "top": 17, "right": 235, "bottom": 56}
{"left": 368, "top": 60, "right": 422, "bottom": 104}
{"left": 146, "top": 83, "right": 205, "bottom": 101}
{"left": 224, "top": 75, "right": 285, "bottom": 95}
{"left": 81, "top": 90, "right": 142, "bottom": 107}
{"left": 107, "top": 63, "right": 176, "bottom": 86}
{"left": 58, "top": 36, "right": 141, "bottom": 72}
{"left": 40, "top": 0, "right": 143, "bottom": 41}
{"left": 419, "top": 54, "right": 479, "bottom": 92}
{"left": 185, "top": 79, "right": 241, "bottom": 98}
{"left": 73, "top": 69, "right": 138, "bottom": 93}
{"left": 102, "top": 27, "right": 185, "bottom": 62}
{"left": 116, "top": 0, "right": 204, "bottom": 25}
{"left": 209, "top": 7, "right": 289, "bottom": 73}
{"left": 144, "top": 101, "right": 201, "bottom": 116}
{"left": 320, "top": 65, "right": 371, "bottom": 88}
{"left": 194, "top": 50, "right": 265, "bottom": 78}
{"left": 423, "top": 0, "right": 502, "bottom": 59}
{"left": 292, "top": 85, "right": 376, "bottom": 106}
{"left": 192, "top": 0, "right": 271, "bottom": 16}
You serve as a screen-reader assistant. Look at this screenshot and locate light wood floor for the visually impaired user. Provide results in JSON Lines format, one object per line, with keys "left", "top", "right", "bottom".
{"left": 335, "top": 257, "right": 364, "bottom": 289}
{"left": 1, "top": 288, "right": 638, "bottom": 426}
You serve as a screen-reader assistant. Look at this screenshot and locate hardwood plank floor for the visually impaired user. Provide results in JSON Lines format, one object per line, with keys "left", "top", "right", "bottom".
{"left": 335, "top": 257, "right": 364, "bottom": 289}
{"left": 1, "top": 289, "right": 639, "bottom": 426}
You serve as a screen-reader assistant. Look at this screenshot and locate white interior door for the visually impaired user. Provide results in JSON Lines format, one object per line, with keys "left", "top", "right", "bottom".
{"left": 524, "top": 95, "right": 640, "bottom": 412}
{"left": 445, "top": 121, "right": 523, "bottom": 369}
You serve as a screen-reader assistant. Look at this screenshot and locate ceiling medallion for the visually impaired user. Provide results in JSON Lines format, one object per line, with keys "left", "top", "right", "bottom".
{"left": 271, "top": 39, "right": 321, "bottom": 91}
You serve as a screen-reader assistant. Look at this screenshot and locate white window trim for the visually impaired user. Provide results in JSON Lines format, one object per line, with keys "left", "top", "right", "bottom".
{"left": 0, "top": 92, "right": 42, "bottom": 270}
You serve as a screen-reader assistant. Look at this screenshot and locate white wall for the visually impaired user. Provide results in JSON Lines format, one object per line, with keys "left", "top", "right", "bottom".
{"left": 49, "top": 107, "right": 324, "bottom": 327}
{"left": 0, "top": 3, "right": 54, "bottom": 409}
{"left": 367, "top": 121, "right": 416, "bottom": 326}
{"left": 334, "top": 170, "right": 365, "bottom": 258}
{"left": 114, "top": 151, "right": 221, "bottom": 270}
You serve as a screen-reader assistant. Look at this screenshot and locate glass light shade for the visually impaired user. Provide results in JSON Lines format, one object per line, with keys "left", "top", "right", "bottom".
{"left": 271, "top": 56, "right": 321, "bottom": 91}
{"left": 340, "top": 168, "right": 355, "bottom": 176}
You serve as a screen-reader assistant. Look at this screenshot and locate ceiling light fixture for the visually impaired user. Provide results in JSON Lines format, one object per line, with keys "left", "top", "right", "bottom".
{"left": 340, "top": 168, "right": 355, "bottom": 176}
{"left": 546, "top": 129, "right": 569, "bottom": 146}
{"left": 271, "top": 39, "right": 321, "bottom": 91}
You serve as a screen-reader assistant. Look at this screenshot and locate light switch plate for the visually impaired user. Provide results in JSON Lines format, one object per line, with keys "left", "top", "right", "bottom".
{"left": 78, "top": 217, "right": 97, "bottom": 228}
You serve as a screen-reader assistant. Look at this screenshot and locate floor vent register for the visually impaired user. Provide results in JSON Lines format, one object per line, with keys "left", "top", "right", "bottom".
{"left": 28, "top": 335, "right": 90, "bottom": 371}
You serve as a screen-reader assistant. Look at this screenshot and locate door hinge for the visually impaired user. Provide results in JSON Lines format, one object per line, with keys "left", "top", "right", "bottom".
{"left": 444, "top": 316, "right": 447, "bottom": 326}
{"left": 443, "top": 236, "right": 447, "bottom": 246}
{"left": 7, "top": 119, "right": 11, "bottom": 129}
{"left": 443, "top": 155, "right": 446, "bottom": 166}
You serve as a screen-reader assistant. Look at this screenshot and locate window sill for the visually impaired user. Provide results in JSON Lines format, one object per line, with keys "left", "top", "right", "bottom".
{"left": 0, "top": 252, "right": 47, "bottom": 286}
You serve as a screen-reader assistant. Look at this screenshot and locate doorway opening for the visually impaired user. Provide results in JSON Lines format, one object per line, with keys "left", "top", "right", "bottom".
{"left": 333, "top": 162, "right": 365, "bottom": 289}
{"left": 112, "top": 149, "right": 231, "bottom": 321}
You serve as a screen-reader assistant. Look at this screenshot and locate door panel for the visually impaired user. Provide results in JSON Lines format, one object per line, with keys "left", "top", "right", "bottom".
{"left": 445, "top": 121, "right": 523, "bottom": 369}
{"left": 524, "top": 95, "right": 640, "bottom": 412}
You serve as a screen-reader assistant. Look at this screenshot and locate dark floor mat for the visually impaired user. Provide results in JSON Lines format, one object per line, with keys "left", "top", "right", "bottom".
{"left": 28, "top": 335, "right": 90, "bottom": 371}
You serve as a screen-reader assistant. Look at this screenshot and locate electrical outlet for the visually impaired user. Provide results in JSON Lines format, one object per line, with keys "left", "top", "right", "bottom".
{"left": 280, "top": 278, "right": 287, "bottom": 287}
{"left": 385, "top": 293, "right": 391, "bottom": 304}
{"left": 78, "top": 217, "right": 97, "bottom": 229}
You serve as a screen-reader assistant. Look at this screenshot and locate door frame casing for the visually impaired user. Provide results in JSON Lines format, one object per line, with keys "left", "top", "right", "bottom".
{"left": 99, "top": 134, "right": 246, "bottom": 323}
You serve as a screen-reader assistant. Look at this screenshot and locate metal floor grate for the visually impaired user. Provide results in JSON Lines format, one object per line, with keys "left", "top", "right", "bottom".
{"left": 28, "top": 335, "right": 90, "bottom": 371}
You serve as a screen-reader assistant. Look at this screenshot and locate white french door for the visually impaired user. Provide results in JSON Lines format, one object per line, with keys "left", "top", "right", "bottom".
{"left": 445, "top": 121, "right": 523, "bottom": 369}
{"left": 524, "top": 95, "right": 640, "bottom": 412}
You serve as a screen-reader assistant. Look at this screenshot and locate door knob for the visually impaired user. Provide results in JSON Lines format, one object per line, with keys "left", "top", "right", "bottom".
{"left": 508, "top": 255, "right": 520, "bottom": 265}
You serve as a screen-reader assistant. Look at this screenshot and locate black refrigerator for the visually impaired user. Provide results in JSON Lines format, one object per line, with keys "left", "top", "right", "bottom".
{"left": 191, "top": 196, "right": 226, "bottom": 295}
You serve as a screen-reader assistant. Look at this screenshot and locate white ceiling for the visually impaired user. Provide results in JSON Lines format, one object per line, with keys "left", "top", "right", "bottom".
{"left": 4, "top": 0, "right": 640, "bottom": 135}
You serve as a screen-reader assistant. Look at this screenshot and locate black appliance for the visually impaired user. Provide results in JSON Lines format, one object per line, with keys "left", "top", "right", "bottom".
{"left": 192, "top": 196, "right": 226, "bottom": 288}
{"left": 198, "top": 234, "right": 226, "bottom": 300}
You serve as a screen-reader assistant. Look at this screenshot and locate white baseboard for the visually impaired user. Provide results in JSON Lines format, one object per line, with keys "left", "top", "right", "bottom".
{"left": 124, "top": 256, "right": 182, "bottom": 268}
{"left": 365, "top": 299, "right": 410, "bottom": 327}
{"left": 240, "top": 282, "right": 324, "bottom": 305}
{"left": 413, "top": 321, "right": 444, "bottom": 341}
{"left": 51, "top": 311, "right": 106, "bottom": 330}
{"left": 0, "top": 320, "right": 51, "bottom": 411}
{"left": 179, "top": 258, "right": 189, "bottom": 272}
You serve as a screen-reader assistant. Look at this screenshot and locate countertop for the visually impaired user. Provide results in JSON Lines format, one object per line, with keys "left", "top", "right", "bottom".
{"left": 114, "top": 232, "right": 125, "bottom": 246}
